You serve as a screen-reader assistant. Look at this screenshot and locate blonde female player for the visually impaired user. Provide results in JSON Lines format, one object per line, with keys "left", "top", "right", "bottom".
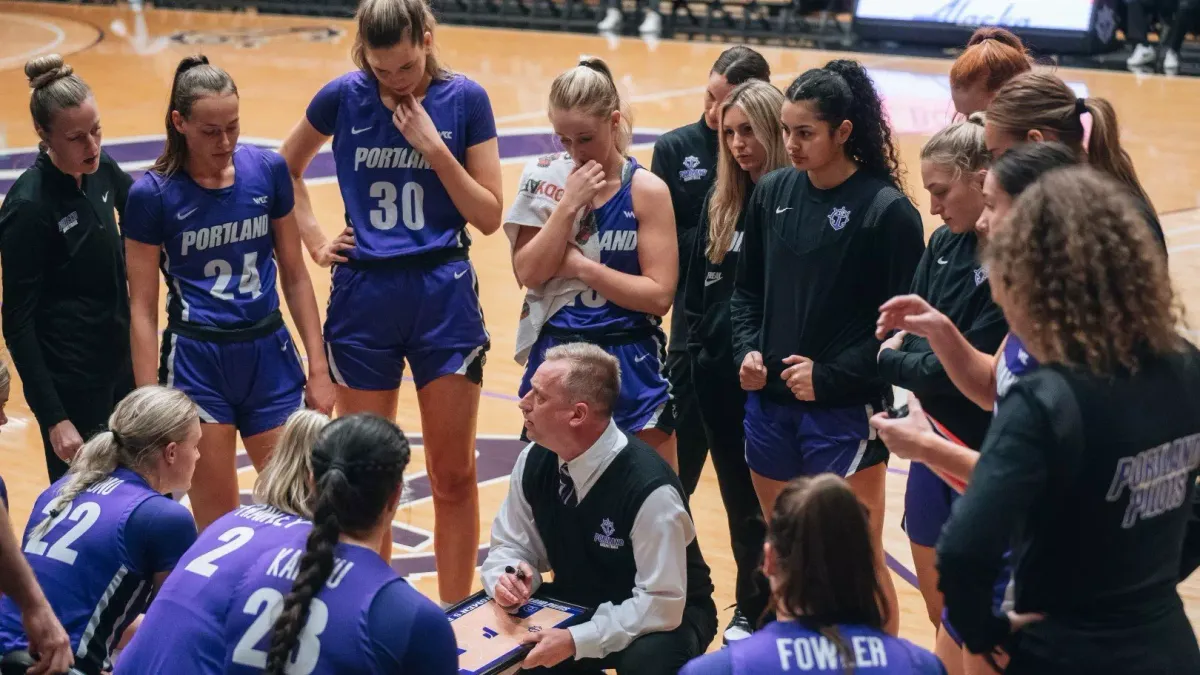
{"left": 505, "top": 58, "right": 679, "bottom": 468}
{"left": 125, "top": 56, "right": 333, "bottom": 533}
{"left": 278, "top": 0, "right": 503, "bottom": 603}
{"left": 116, "top": 408, "right": 329, "bottom": 674}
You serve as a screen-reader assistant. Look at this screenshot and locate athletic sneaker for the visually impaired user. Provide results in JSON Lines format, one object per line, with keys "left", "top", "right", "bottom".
{"left": 1164, "top": 49, "right": 1180, "bottom": 73}
{"left": 1127, "top": 44, "right": 1157, "bottom": 68}
{"left": 722, "top": 609, "right": 753, "bottom": 646}
{"left": 598, "top": 7, "right": 622, "bottom": 31}
{"left": 638, "top": 9, "right": 661, "bottom": 34}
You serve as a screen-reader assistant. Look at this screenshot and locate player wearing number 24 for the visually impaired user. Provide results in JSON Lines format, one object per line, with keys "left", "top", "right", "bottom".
{"left": 124, "top": 57, "right": 335, "bottom": 533}
{"left": 0, "top": 386, "right": 202, "bottom": 675}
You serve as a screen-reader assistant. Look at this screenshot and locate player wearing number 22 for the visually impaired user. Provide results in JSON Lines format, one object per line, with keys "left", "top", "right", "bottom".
{"left": 279, "top": 0, "right": 503, "bottom": 598}
{"left": 124, "top": 57, "right": 335, "bottom": 532}
{"left": 0, "top": 387, "right": 202, "bottom": 675}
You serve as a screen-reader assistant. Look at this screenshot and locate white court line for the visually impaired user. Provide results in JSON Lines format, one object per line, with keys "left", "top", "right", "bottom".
{"left": 0, "top": 15, "right": 66, "bottom": 72}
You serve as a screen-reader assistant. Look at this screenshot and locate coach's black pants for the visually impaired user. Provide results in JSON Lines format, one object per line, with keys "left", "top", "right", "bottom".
{"left": 668, "top": 351, "right": 708, "bottom": 497}
{"left": 690, "top": 357, "right": 770, "bottom": 624}
{"left": 36, "top": 364, "right": 134, "bottom": 483}
{"left": 524, "top": 600, "right": 717, "bottom": 675}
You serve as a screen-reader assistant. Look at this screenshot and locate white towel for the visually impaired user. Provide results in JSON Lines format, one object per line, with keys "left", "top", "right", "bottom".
{"left": 503, "top": 152, "right": 602, "bottom": 365}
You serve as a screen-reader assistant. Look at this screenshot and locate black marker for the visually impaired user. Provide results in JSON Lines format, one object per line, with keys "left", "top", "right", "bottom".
{"left": 505, "top": 565, "right": 527, "bottom": 581}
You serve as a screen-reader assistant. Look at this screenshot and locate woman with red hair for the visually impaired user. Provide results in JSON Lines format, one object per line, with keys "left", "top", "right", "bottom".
{"left": 949, "top": 27, "right": 1033, "bottom": 116}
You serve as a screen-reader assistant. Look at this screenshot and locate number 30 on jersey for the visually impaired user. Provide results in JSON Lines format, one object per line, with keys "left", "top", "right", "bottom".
{"left": 369, "top": 181, "right": 425, "bottom": 231}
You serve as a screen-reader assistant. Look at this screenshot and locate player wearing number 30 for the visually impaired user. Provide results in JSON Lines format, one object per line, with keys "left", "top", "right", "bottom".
{"left": 278, "top": 0, "right": 504, "bottom": 599}
{"left": 124, "top": 56, "right": 335, "bottom": 532}
{"left": 0, "top": 387, "right": 201, "bottom": 675}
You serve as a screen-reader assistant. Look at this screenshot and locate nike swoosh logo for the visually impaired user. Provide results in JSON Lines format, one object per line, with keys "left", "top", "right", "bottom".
{"left": 704, "top": 277, "right": 721, "bottom": 287}
{"left": 102, "top": 191, "right": 109, "bottom": 202}
{"left": 634, "top": 354, "right": 649, "bottom": 363}
{"left": 937, "top": 257, "right": 949, "bottom": 265}
{"left": 775, "top": 207, "right": 793, "bottom": 214}
{"left": 177, "top": 207, "right": 198, "bottom": 220}
{"left": 351, "top": 125, "right": 372, "bottom": 135}
{"left": 454, "top": 269, "right": 469, "bottom": 279}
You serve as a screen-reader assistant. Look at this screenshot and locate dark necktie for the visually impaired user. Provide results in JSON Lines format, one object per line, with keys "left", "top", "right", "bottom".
{"left": 558, "top": 462, "right": 577, "bottom": 507}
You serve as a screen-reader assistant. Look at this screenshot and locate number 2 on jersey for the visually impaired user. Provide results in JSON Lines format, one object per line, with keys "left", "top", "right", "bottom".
{"left": 369, "top": 181, "right": 425, "bottom": 231}
{"left": 24, "top": 501, "right": 102, "bottom": 566}
{"left": 232, "top": 587, "right": 328, "bottom": 674}
{"left": 184, "top": 526, "right": 255, "bottom": 578}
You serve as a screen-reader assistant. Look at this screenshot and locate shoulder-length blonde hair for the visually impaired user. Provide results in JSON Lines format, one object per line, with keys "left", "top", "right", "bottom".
{"left": 985, "top": 166, "right": 1184, "bottom": 375}
{"left": 253, "top": 409, "right": 330, "bottom": 518}
{"left": 707, "top": 79, "right": 787, "bottom": 263}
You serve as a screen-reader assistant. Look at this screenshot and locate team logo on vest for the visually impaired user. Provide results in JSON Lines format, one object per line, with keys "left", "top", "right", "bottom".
{"left": 974, "top": 264, "right": 989, "bottom": 287}
{"left": 828, "top": 206, "right": 851, "bottom": 231}
{"left": 679, "top": 156, "right": 707, "bottom": 182}
{"left": 594, "top": 518, "right": 626, "bottom": 550}
{"left": 57, "top": 212, "right": 78, "bottom": 234}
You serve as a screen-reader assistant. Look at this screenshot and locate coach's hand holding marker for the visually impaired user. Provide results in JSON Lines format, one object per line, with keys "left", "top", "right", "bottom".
{"left": 781, "top": 355, "right": 816, "bottom": 401}
{"left": 495, "top": 562, "right": 535, "bottom": 611}
{"left": 739, "top": 351, "right": 767, "bottom": 391}
{"left": 520, "top": 627, "right": 577, "bottom": 669}
{"left": 869, "top": 395, "right": 934, "bottom": 462}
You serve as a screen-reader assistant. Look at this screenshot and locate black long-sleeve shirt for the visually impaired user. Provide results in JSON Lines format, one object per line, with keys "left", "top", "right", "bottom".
{"left": 650, "top": 117, "right": 718, "bottom": 354}
{"left": 938, "top": 346, "right": 1200, "bottom": 667}
{"left": 730, "top": 168, "right": 926, "bottom": 406}
{"left": 682, "top": 187, "right": 749, "bottom": 379}
{"left": 878, "top": 226, "right": 1008, "bottom": 449}
{"left": 0, "top": 151, "right": 132, "bottom": 427}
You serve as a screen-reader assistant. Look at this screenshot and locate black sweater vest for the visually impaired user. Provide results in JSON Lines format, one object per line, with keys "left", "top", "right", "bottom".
{"left": 522, "top": 434, "right": 715, "bottom": 610}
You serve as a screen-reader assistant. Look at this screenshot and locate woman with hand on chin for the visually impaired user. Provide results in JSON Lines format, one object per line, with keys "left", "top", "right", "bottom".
{"left": 278, "top": 0, "right": 503, "bottom": 603}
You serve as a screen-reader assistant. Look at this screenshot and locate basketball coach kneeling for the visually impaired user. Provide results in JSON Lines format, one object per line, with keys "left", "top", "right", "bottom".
{"left": 481, "top": 343, "right": 718, "bottom": 674}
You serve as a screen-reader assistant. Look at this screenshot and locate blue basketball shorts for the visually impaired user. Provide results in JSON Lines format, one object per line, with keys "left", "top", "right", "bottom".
{"left": 742, "top": 392, "right": 888, "bottom": 481}
{"left": 903, "top": 462, "right": 960, "bottom": 548}
{"left": 324, "top": 256, "right": 490, "bottom": 391}
{"left": 159, "top": 325, "right": 305, "bottom": 437}
{"left": 519, "top": 330, "right": 675, "bottom": 436}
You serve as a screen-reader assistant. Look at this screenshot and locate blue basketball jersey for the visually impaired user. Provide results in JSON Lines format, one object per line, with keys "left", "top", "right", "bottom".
{"left": 114, "top": 504, "right": 311, "bottom": 675}
{"left": 306, "top": 71, "right": 497, "bottom": 260}
{"left": 0, "top": 468, "right": 194, "bottom": 673}
{"left": 221, "top": 536, "right": 408, "bottom": 674}
{"left": 123, "top": 145, "right": 294, "bottom": 328}
{"left": 718, "top": 620, "right": 944, "bottom": 674}
{"left": 547, "top": 158, "right": 659, "bottom": 333}
{"left": 995, "top": 332, "right": 1040, "bottom": 403}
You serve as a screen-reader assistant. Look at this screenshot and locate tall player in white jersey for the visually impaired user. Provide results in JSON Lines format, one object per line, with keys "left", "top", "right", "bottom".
{"left": 278, "top": 0, "right": 503, "bottom": 604}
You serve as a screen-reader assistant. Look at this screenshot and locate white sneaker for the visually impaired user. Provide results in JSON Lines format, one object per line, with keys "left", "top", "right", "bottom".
{"left": 598, "top": 8, "right": 622, "bottom": 31}
{"left": 1127, "top": 44, "right": 1157, "bottom": 68}
{"left": 638, "top": 10, "right": 661, "bottom": 34}
{"left": 1164, "top": 49, "right": 1180, "bottom": 72}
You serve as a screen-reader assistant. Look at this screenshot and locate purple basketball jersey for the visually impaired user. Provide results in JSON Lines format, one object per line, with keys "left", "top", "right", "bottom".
{"left": 305, "top": 71, "right": 497, "bottom": 260}
{"left": 995, "top": 332, "right": 1040, "bottom": 404}
{"left": 727, "top": 621, "right": 944, "bottom": 674}
{"left": 0, "top": 469, "right": 178, "bottom": 673}
{"left": 547, "top": 158, "right": 659, "bottom": 333}
{"left": 114, "top": 505, "right": 311, "bottom": 675}
{"left": 221, "top": 536, "right": 400, "bottom": 674}
{"left": 123, "top": 145, "right": 293, "bottom": 328}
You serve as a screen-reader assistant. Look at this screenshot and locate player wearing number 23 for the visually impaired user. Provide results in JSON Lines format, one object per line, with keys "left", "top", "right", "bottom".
{"left": 124, "top": 57, "right": 334, "bottom": 531}
{"left": 0, "top": 386, "right": 202, "bottom": 675}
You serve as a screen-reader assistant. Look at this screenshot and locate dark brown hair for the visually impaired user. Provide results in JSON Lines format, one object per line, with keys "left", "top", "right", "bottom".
{"left": 985, "top": 166, "right": 1184, "bottom": 376}
{"left": 986, "top": 72, "right": 1154, "bottom": 212}
{"left": 151, "top": 55, "right": 237, "bottom": 176}
{"left": 264, "top": 414, "right": 410, "bottom": 675}
{"left": 949, "top": 27, "right": 1033, "bottom": 93}
{"left": 767, "top": 474, "right": 887, "bottom": 666}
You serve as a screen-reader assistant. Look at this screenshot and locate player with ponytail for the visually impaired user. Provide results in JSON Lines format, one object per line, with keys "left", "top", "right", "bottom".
{"left": 948, "top": 27, "right": 1033, "bottom": 116}
{"left": 730, "top": 59, "right": 926, "bottom": 635}
{"left": 0, "top": 386, "right": 200, "bottom": 675}
{"left": 680, "top": 475, "right": 944, "bottom": 674}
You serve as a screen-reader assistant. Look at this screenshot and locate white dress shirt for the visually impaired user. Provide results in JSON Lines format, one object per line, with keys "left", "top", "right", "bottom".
{"left": 480, "top": 419, "right": 698, "bottom": 660}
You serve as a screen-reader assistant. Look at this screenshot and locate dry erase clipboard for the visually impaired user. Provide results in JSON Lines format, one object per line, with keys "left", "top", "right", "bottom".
{"left": 446, "top": 590, "right": 589, "bottom": 675}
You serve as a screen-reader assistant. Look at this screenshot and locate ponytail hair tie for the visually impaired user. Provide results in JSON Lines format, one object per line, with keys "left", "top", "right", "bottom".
{"left": 1075, "top": 98, "right": 1088, "bottom": 116}
{"left": 111, "top": 429, "right": 125, "bottom": 447}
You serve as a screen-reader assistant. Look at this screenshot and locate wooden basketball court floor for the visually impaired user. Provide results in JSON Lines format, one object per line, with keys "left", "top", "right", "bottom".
{"left": 3, "top": 0, "right": 1200, "bottom": 652}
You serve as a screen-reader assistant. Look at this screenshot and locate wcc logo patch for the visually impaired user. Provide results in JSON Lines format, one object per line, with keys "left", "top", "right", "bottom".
{"left": 828, "top": 206, "right": 851, "bottom": 231}
{"left": 974, "top": 265, "right": 989, "bottom": 287}
{"left": 594, "top": 518, "right": 626, "bottom": 550}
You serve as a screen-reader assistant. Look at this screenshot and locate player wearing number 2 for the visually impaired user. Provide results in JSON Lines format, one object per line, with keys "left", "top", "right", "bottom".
{"left": 278, "top": 0, "right": 503, "bottom": 599}
{"left": 125, "top": 56, "right": 335, "bottom": 533}
{"left": 0, "top": 386, "right": 201, "bottom": 675}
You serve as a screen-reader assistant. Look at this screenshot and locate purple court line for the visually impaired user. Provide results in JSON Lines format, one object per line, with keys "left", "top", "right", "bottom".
{"left": 886, "top": 552, "right": 920, "bottom": 588}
